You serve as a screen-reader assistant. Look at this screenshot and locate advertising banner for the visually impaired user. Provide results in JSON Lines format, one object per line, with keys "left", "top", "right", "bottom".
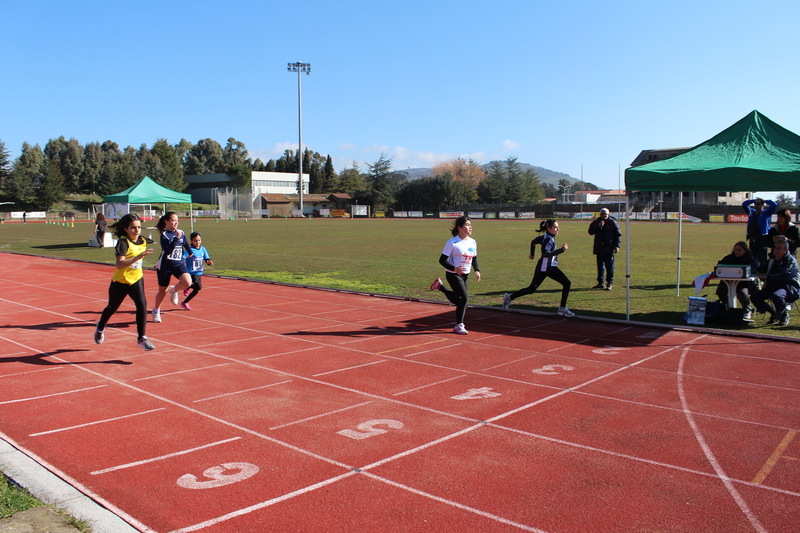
{"left": 410, "top": 211, "right": 424, "bottom": 218}
{"left": 709, "top": 214, "right": 725, "bottom": 223}
{"left": 727, "top": 214, "right": 748, "bottom": 223}
{"left": 518, "top": 212, "right": 535, "bottom": 219}
{"left": 468, "top": 212, "right": 485, "bottom": 218}
{"left": 439, "top": 212, "right": 463, "bottom": 218}
{"left": 498, "top": 212, "right": 516, "bottom": 219}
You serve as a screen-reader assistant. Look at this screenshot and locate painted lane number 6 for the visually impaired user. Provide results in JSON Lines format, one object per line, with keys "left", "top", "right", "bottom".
{"left": 177, "top": 462, "right": 259, "bottom": 489}
{"left": 337, "top": 419, "right": 404, "bottom": 440}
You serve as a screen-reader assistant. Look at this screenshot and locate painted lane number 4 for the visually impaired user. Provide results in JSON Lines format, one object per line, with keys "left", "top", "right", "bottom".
{"left": 337, "top": 419, "right": 404, "bottom": 440}
{"left": 177, "top": 462, "right": 259, "bottom": 489}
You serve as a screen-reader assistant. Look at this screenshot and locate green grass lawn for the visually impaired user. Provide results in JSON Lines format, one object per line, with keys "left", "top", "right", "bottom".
{"left": 2, "top": 216, "right": 796, "bottom": 337}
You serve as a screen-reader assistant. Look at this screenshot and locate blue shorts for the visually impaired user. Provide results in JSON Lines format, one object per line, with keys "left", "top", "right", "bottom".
{"left": 156, "top": 263, "right": 189, "bottom": 287}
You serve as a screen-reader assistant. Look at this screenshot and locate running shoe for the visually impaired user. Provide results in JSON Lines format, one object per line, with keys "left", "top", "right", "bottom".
{"left": 430, "top": 278, "right": 443, "bottom": 291}
{"left": 94, "top": 328, "right": 104, "bottom": 344}
{"left": 137, "top": 337, "right": 156, "bottom": 351}
{"left": 766, "top": 311, "right": 778, "bottom": 325}
{"left": 502, "top": 293, "right": 511, "bottom": 311}
{"left": 169, "top": 286, "right": 179, "bottom": 305}
{"left": 779, "top": 312, "right": 790, "bottom": 326}
{"left": 152, "top": 307, "right": 162, "bottom": 323}
{"left": 743, "top": 310, "right": 753, "bottom": 321}
{"left": 557, "top": 306, "right": 576, "bottom": 317}
{"left": 605, "top": 284, "right": 613, "bottom": 291}
{"left": 453, "top": 323, "right": 468, "bottom": 335}
{"left": 183, "top": 288, "right": 191, "bottom": 297}
{"left": 181, "top": 301, "right": 191, "bottom": 311}
{"left": 592, "top": 283, "right": 605, "bottom": 289}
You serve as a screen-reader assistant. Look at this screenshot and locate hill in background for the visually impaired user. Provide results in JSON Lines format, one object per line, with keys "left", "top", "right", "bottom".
{"left": 396, "top": 162, "right": 597, "bottom": 189}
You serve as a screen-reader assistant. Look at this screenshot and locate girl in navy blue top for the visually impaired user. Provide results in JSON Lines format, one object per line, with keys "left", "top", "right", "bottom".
{"left": 502, "top": 219, "right": 575, "bottom": 317}
{"left": 151, "top": 212, "right": 192, "bottom": 323}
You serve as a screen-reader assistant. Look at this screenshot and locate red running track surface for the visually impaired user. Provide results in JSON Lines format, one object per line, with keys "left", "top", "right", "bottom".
{"left": 0, "top": 253, "right": 798, "bottom": 532}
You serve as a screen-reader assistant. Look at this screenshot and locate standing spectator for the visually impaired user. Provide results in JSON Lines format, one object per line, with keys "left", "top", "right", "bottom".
{"left": 767, "top": 208, "right": 799, "bottom": 257}
{"left": 502, "top": 219, "right": 575, "bottom": 317}
{"left": 429, "top": 215, "right": 481, "bottom": 335}
{"left": 743, "top": 197, "right": 777, "bottom": 265}
{"left": 22, "top": 212, "right": 26, "bottom": 224}
{"left": 751, "top": 236, "right": 800, "bottom": 326}
{"left": 587, "top": 208, "right": 621, "bottom": 290}
{"left": 95, "top": 212, "right": 107, "bottom": 248}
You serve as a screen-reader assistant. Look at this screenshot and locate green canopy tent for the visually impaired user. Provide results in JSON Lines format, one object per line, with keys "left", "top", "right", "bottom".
{"left": 103, "top": 176, "right": 194, "bottom": 232}
{"left": 623, "top": 110, "right": 800, "bottom": 319}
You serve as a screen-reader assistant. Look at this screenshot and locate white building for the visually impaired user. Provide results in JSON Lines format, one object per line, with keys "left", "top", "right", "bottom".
{"left": 184, "top": 171, "right": 310, "bottom": 203}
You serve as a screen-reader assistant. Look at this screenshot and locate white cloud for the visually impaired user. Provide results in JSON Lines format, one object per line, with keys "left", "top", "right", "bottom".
{"left": 502, "top": 140, "right": 521, "bottom": 152}
{"left": 338, "top": 143, "right": 357, "bottom": 150}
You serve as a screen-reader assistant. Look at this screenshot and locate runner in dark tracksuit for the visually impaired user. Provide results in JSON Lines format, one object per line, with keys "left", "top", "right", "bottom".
{"left": 503, "top": 219, "right": 575, "bottom": 317}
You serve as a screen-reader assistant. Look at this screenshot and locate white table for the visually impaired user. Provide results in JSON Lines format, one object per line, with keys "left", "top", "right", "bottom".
{"left": 716, "top": 276, "right": 758, "bottom": 308}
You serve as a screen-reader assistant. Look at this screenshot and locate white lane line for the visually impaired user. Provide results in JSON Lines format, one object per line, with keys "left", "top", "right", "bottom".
{"left": 133, "top": 363, "right": 230, "bottom": 382}
{"left": 269, "top": 401, "right": 374, "bottom": 430}
{"left": 676, "top": 342, "right": 768, "bottom": 533}
{"left": 193, "top": 380, "right": 293, "bottom": 403}
{"left": 0, "top": 385, "right": 107, "bottom": 405}
{"left": 312, "top": 359, "right": 388, "bottom": 377}
{"left": 0, "top": 367, "right": 65, "bottom": 379}
{"left": 30, "top": 408, "right": 167, "bottom": 436}
{"left": 90, "top": 437, "right": 242, "bottom": 475}
{"left": 393, "top": 375, "right": 467, "bottom": 396}
{"left": 249, "top": 345, "right": 324, "bottom": 361}
{"left": 362, "top": 471, "right": 550, "bottom": 533}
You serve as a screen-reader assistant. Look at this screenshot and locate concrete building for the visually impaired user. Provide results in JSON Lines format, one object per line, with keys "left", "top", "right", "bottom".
{"left": 184, "top": 171, "right": 310, "bottom": 204}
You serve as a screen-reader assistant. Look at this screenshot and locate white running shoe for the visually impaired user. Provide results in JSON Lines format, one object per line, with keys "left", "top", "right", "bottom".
{"left": 137, "top": 337, "right": 156, "bottom": 351}
{"left": 502, "top": 293, "right": 511, "bottom": 311}
{"left": 557, "top": 306, "right": 575, "bottom": 317}
{"left": 453, "top": 323, "right": 468, "bottom": 335}
{"left": 169, "top": 286, "right": 179, "bottom": 305}
{"left": 152, "top": 308, "right": 162, "bottom": 323}
{"left": 743, "top": 310, "right": 753, "bottom": 321}
{"left": 94, "top": 328, "right": 104, "bottom": 344}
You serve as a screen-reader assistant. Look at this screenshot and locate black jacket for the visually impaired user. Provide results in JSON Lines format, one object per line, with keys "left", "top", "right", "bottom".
{"left": 587, "top": 216, "right": 621, "bottom": 255}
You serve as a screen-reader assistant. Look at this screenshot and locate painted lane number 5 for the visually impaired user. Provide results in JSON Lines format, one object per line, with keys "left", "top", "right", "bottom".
{"left": 531, "top": 364, "right": 575, "bottom": 375}
{"left": 177, "top": 462, "right": 259, "bottom": 489}
{"left": 337, "top": 419, "right": 404, "bottom": 440}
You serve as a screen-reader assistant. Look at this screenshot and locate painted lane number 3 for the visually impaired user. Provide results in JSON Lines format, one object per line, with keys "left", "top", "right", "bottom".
{"left": 177, "top": 462, "right": 259, "bottom": 489}
{"left": 337, "top": 419, "right": 404, "bottom": 440}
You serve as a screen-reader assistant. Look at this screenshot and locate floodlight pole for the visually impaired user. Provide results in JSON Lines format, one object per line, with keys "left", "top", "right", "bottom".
{"left": 288, "top": 61, "right": 311, "bottom": 215}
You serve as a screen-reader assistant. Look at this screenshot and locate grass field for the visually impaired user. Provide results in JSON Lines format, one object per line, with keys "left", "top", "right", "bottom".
{"left": 2, "top": 216, "right": 797, "bottom": 338}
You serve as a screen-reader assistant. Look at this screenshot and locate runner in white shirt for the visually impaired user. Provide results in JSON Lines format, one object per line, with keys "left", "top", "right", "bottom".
{"left": 430, "top": 215, "right": 481, "bottom": 334}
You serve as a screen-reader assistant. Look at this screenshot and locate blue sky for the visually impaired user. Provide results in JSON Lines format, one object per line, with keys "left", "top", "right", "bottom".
{"left": 2, "top": 0, "right": 798, "bottom": 198}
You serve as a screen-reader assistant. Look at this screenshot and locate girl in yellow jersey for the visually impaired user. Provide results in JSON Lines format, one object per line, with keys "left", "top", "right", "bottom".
{"left": 95, "top": 213, "right": 156, "bottom": 350}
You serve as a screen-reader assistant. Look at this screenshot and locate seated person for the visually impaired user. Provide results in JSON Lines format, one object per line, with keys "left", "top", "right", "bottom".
{"left": 715, "top": 241, "right": 758, "bottom": 320}
{"left": 751, "top": 237, "right": 800, "bottom": 326}
{"left": 767, "top": 208, "right": 800, "bottom": 256}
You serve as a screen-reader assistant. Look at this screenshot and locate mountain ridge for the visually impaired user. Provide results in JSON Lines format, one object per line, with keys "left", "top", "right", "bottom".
{"left": 395, "top": 162, "right": 602, "bottom": 189}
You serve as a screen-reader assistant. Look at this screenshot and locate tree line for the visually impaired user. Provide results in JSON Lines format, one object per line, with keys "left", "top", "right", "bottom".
{"left": 0, "top": 136, "right": 575, "bottom": 211}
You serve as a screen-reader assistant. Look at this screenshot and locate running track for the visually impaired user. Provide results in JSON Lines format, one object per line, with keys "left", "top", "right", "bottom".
{"left": 0, "top": 253, "right": 798, "bottom": 532}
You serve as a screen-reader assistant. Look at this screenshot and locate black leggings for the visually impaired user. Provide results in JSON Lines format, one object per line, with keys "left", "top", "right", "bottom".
{"left": 441, "top": 272, "right": 469, "bottom": 324}
{"left": 184, "top": 275, "right": 203, "bottom": 303}
{"left": 510, "top": 267, "right": 571, "bottom": 308}
{"left": 98, "top": 278, "right": 147, "bottom": 338}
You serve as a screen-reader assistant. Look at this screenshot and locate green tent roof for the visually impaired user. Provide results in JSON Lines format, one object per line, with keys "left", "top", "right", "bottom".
{"left": 103, "top": 176, "right": 192, "bottom": 204}
{"left": 625, "top": 110, "right": 800, "bottom": 192}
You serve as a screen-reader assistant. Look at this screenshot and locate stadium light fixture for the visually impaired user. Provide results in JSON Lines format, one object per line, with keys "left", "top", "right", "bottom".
{"left": 287, "top": 61, "right": 311, "bottom": 214}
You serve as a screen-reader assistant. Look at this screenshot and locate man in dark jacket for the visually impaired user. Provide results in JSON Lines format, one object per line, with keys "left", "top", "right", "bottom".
{"left": 587, "top": 208, "right": 621, "bottom": 290}
{"left": 752, "top": 237, "right": 800, "bottom": 326}
{"left": 743, "top": 197, "right": 777, "bottom": 265}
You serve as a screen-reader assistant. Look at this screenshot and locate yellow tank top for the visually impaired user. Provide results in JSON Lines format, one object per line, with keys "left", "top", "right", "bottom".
{"left": 111, "top": 236, "right": 148, "bottom": 285}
